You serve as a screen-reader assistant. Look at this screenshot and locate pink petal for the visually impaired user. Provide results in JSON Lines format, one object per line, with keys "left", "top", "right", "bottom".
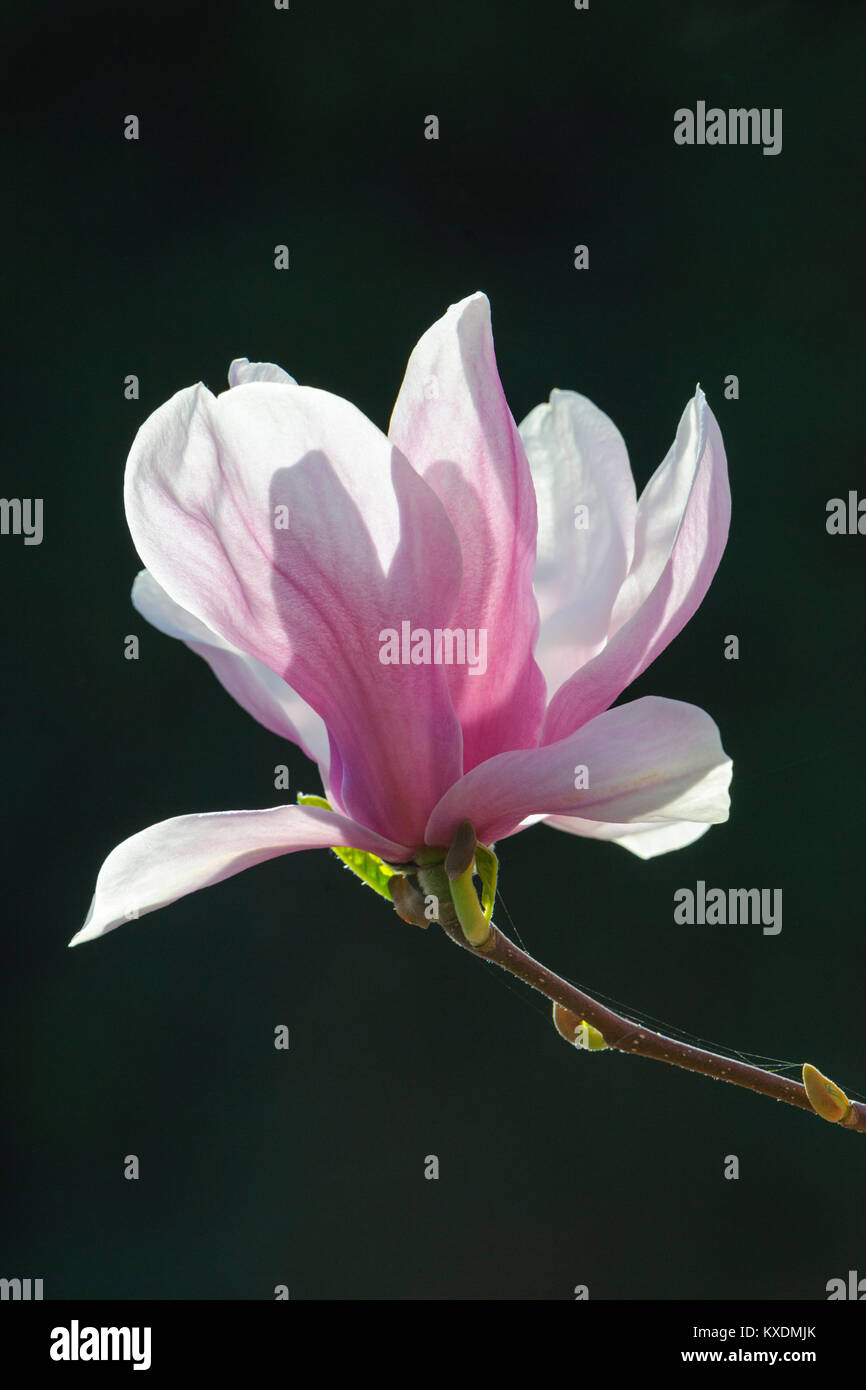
{"left": 425, "top": 696, "right": 731, "bottom": 847}
{"left": 519, "top": 390, "right": 637, "bottom": 700}
{"left": 132, "top": 569, "right": 333, "bottom": 782}
{"left": 388, "top": 293, "right": 546, "bottom": 768}
{"left": 124, "top": 381, "right": 465, "bottom": 847}
{"left": 71, "top": 803, "right": 414, "bottom": 945}
{"left": 542, "top": 389, "right": 730, "bottom": 744}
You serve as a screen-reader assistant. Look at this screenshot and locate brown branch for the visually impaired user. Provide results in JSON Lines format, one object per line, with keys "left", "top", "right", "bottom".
{"left": 438, "top": 916, "right": 865, "bottom": 1132}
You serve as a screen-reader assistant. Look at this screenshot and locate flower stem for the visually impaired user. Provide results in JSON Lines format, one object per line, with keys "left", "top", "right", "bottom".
{"left": 438, "top": 917, "right": 866, "bottom": 1132}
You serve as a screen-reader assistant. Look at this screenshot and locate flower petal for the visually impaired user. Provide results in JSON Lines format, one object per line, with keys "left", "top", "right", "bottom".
{"left": 124, "top": 380, "right": 464, "bottom": 846}
{"left": 388, "top": 292, "right": 546, "bottom": 767}
{"left": 542, "top": 813, "right": 712, "bottom": 859}
{"left": 228, "top": 358, "right": 297, "bottom": 387}
{"left": 519, "top": 389, "right": 637, "bottom": 701}
{"left": 542, "top": 389, "right": 730, "bottom": 744}
{"left": 425, "top": 696, "right": 732, "bottom": 847}
{"left": 132, "top": 569, "right": 332, "bottom": 778}
{"left": 70, "top": 803, "right": 414, "bottom": 945}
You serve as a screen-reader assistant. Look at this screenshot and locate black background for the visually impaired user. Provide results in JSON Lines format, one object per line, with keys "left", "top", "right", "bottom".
{"left": 2, "top": 0, "right": 864, "bottom": 1300}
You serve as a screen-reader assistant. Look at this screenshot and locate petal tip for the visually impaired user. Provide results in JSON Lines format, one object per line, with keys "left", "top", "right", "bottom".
{"left": 68, "top": 894, "right": 102, "bottom": 947}
{"left": 225, "top": 359, "right": 297, "bottom": 390}
{"left": 448, "top": 289, "right": 490, "bottom": 320}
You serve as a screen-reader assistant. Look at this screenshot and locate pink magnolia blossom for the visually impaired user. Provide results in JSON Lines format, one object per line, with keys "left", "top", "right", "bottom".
{"left": 71, "top": 293, "right": 731, "bottom": 946}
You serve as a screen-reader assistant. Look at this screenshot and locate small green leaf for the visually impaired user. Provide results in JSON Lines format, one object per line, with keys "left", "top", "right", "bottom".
{"left": 331, "top": 845, "right": 400, "bottom": 900}
{"left": 297, "top": 792, "right": 401, "bottom": 901}
{"left": 474, "top": 843, "right": 498, "bottom": 924}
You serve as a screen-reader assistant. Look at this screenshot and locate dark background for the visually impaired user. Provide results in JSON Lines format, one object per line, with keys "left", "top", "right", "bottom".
{"left": 2, "top": 0, "right": 863, "bottom": 1300}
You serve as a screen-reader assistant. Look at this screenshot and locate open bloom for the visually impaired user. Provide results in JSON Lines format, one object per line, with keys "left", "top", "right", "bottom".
{"left": 72, "top": 293, "right": 731, "bottom": 945}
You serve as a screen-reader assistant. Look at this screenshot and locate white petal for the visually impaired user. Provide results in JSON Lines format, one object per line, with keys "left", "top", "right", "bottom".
{"left": 123, "top": 381, "right": 464, "bottom": 846}
{"left": 71, "top": 803, "right": 414, "bottom": 945}
{"left": 543, "top": 814, "right": 712, "bottom": 859}
{"left": 426, "top": 695, "right": 732, "bottom": 847}
{"left": 519, "top": 389, "right": 636, "bottom": 699}
{"left": 132, "top": 570, "right": 332, "bottom": 776}
{"left": 228, "top": 358, "right": 297, "bottom": 387}
{"left": 542, "top": 389, "right": 730, "bottom": 744}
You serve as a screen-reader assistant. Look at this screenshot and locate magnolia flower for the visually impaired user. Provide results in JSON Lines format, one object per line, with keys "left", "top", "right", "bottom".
{"left": 72, "top": 293, "right": 731, "bottom": 946}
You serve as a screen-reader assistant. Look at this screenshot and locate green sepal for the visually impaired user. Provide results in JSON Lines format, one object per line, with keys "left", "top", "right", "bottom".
{"left": 297, "top": 793, "right": 333, "bottom": 812}
{"left": 331, "top": 845, "right": 400, "bottom": 901}
{"left": 297, "top": 793, "right": 401, "bottom": 902}
{"left": 474, "top": 843, "right": 498, "bottom": 925}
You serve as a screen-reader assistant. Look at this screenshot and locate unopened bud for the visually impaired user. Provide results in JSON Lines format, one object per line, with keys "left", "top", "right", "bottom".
{"left": 388, "top": 874, "right": 430, "bottom": 927}
{"left": 802, "top": 1063, "right": 852, "bottom": 1124}
{"left": 553, "top": 1002, "right": 608, "bottom": 1051}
